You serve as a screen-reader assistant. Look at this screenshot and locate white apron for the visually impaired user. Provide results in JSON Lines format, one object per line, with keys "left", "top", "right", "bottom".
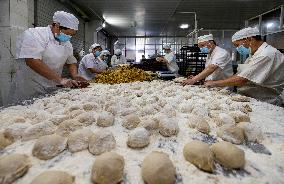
{"left": 10, "top": 42, "right": 70, "bottom": 103}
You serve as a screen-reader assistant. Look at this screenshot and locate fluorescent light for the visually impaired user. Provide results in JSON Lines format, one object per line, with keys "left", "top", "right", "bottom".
{"left": 266, "top": 22, "right": 274, "bottom": 28}
{"left": 102, "top": 22, "right": 106, "bottom": 28}
{"left": 180, "top": 24, "right": 189, "bottom": 29}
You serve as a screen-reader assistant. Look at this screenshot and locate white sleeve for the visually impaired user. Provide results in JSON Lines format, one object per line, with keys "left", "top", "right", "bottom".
{"left": 83, "top": 57, "right": 96, "bottom": 69}
{"left": 165, "top": 53, "right": 175, "bottom": 63}
{"left": 66, "top": 55, "right": 77, "bottom": 64}
{"left": 111, "top": 55, "right": 116, "bottom": 66}
{"left": 210, "top": 51, "right": 230, "bottom": 69}
{"left": 237, "top": 55, "right": 274, "bottom": 84}
{"left": 121, "top": 55, "right": 127, "bottom": 64}
{"left": 16, "top": 30, "right": 45, "bottom": 60}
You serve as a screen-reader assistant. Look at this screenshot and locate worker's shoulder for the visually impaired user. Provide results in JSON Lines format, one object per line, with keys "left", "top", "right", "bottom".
{"left": 215, "top": 46, "right": 229, "bottom": 54}
{"left": 82, "top": 53, "right": 95, "bottom": 60}
{"left": 261, "top": 43, "right": 281, "bottom": 57}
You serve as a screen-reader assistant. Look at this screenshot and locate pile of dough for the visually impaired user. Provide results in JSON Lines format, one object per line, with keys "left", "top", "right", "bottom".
{"left": 141, "top": 151, "right": 176, "bottom": 184}
{"left": 67, "top": 129, "right": 94, "bottom": 153}
{"left": 159, "top": 118, "right": 179, "bottom": 137}
{"left": 22, "top": 121, "right": 56, "bottom": 141}
{"left": 30, "top": 171, "right": 75, "bottom": 184}
{"left": 122, "top": 114, "right": 141, "bottom": 129}
{"left": 211, "top": 141, "right": 245, "bottom": 169}
{"left": 89, "top": 130, "right": 116, "bottom": 155}
{"left": 32, "top": 134, "right": 67, "bottom": 160}
{"left": 0, "top": 132, "right": 13, "bottom": 150}
{"left": 55, "top": 119, "right": 83, "bottom": 136}
{"left": 0, "top": 154, "right": 31, "bottom": 184}
{"left": 127, "top": 127, "right": 150, "bottom": 149}
{"left": 97, "top": 111, "right": 115, "bottom": 127}
{"left": 217, "top": 125, "right": 245, "bottom": 145}
{"left": 91, "top": 152, "right": 124, "bottom": 184}
{"left": 183, "top": 140, "right": 214, "bottom": 172}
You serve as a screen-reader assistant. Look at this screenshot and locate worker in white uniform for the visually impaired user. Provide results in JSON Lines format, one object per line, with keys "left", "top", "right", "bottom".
{"left": 205, "top": 27, "right": 284, "bottom": 106}
{"left": 111, "top": 49, "right": 127, "bottom": 66}
{"left": 12, "top": 11, "right": 86, "bottom": 103}
{"left": 182, "top": 34, "right": 233, "bottom": 86}
{"left": 78, "top": 45, "right": 108, "bottom": 81}
{"left": 156, "top": 44, "right": 179, "bottom": 74}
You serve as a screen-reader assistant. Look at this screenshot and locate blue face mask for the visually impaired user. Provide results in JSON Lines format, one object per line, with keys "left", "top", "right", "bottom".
{"left": 55, "top": 32, "right": 72, "bottom": 42}
{"left": 236, "top": 45, "right": 250, "bottom": 56}
{"left": 95, "top": 51, "right": 101, "bottom": 57}
{"left": 200, "top": 47, "right": 209, "bottom": 54}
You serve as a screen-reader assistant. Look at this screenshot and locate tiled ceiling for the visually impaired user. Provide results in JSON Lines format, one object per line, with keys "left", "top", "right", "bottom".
{"left": 70, "top": 0, "right": 283, "bottom": 36}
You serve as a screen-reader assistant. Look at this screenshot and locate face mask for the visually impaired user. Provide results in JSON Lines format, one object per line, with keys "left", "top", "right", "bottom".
{"left": 200, "top": 47, "right": 209, "bottom": 54}
{"left": 55, "top": 32, "right": 72, "bottom": 42}
{"left": 94, "top": 51, "right": 101, "bottom": 57}
{"left": 236, "top": 45, "right": 250, "bottom": 56}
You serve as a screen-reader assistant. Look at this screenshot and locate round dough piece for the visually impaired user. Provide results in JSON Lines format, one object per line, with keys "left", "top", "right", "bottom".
{"left": 22, "top": 121, "right": 56, "bottom": 141}
{"left": 242, "top": 124, "right": 264, "bottom": 143}
{"left": 211, "top": 141, "right": 245, "bottom": 169}
{"left": 141, "top": 151, "right": 176, "bottom": 184}
{"left": 122, "top": 114, "right": 141, "bottom": 130}
{"left": 196, "top": 119, "right": 210, "bottom": 135}
{"left": 0, "top": 154, "right": 31, "bottom": 184}
{"left": 183, "top": 140, "right": 214, "bottom": 172}
{"left": 217, "top": 125, "right": 245, "bottom": 145}
{"left": 127, "top": 128, "right": 150, "bottom": 149}
{"left": 159, "top": 118, "right": 179, "bottom": 137}
{"left": 230, "top": 95, "right": 250, "bottom": 102}
{"left": 140, "top": 118, "right": 159, "bottom": 131}
{"left": 215, "top": 113, "right": 235, "bottom": 127}
{"left": 4, "top": 123, "right": 31, "bottom": 141}
{"left": 32, "top": 134, "right": 67, "bottom": 160}
{"left": 97, "top": 111, "right": 115, "bottom": 127}
{"left": 67, "top": 129, "right": 94, "bottom": 153}
{"left": 76, "top": 112, "right": 95, "bottom": 126}
{"left": 91, "top": 152, "right": 124, "bottom": 184}
{"left": 187, "top": 114, "right": 205, "bottom": 129}
{"left": 30, "top": 171, "right": 75, "bottom": 184}
{"left": 229, "top": 111, "right": 250, "bottom": 123}
{"left": 55, "top": 119, "right": 83, "bottom": 137}
{"left": 0, "top": 132, "right": 13, "bottom": 150}
{"left": 89, "top": 130, "right": 116, "bottom": 155}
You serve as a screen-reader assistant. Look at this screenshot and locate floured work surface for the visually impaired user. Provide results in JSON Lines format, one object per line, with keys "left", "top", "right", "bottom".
{"left": 0, "top": 81, "right": 284, "bottom": 184}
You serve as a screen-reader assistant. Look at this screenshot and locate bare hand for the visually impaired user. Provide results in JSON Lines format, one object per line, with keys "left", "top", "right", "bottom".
{"left": 187, "top": 75, "right": 194, "bottom": 79}
{"left": 73, "top": 75, "right": 88, "bottom": 82}
{"left": 60, "top": 78, "right": 79, "bottom": 88}
{"left": 181, "top": 79, "right": 196, "bottom": 86}
{"left": 204, "top": 80, "right": 216, "bottom": 87}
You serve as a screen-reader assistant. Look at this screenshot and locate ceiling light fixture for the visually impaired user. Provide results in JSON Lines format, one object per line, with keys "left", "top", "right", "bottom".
{"left": 102, "top": 22, "right": 106, "bottom": 28}
{"left": 266, "top": 22, "right": 274, "bottom": 28}
{"left": 180, "top": 24, "right": 189, "bottom": 29}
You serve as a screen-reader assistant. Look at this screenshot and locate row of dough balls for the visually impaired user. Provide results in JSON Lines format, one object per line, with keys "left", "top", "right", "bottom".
{"left": 0, "top": 140, "right": 245, "bottom": 184}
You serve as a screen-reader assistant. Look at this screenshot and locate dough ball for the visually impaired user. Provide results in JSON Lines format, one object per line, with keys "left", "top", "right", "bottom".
{"left": 140, "top": 118, "right": 159, "bottom": 131}
{"left": 127, "top": 128, "right": 150, "bottom": 149}
{"left": 68, "top": 109, "right": 85, "bottom": 119}
{"left": 76, "top": 112, "right": 96, "bottom": 126}
{"left": 183, "top": 140, "right": 214, "bottom": 172}
{"left": 122, "top": 114, "right": 141, "bottom": 130}
{"left": 217, "top": 125, "right": 245, "bottom": 145}
{"left": 55, "top": 119, "right": 83, "bottom": 137}
{"left": 32, "top": 134, "right": 67, "bottom": 160}
{"left": 30, "top": 171, "right": 75, "bottom": 184}
{"left": 161, "top": 105, "right": 176, "bottom": 117}
{"left": 230, "top": 95, "right": 250, "bottom": 102}
{"left": 211, "top": 141, "right": 245, "bottom": 169}
{"left": 49, "top": 115, "right": 68, "bottom": 125}
{"left": 89, "top": 130, "right": 116, "bottom": 155}
{"left": 242, "top": 124, "right": 264, "bottom": 143}
{"left": 179, "top": 103, "right": 194, "bottom": 113}
{"left": 4, "top": 123, "right": 31, "bottom": 141}
{"left": 159, "top": 118, "right": 179, "bottom": 137}
{"left": 120, "top": 107, "right": 137, "bottom": 116}
{"left": 67, "top": 129, "right": 94, "bottom": 153}
{"left": 91, "top": 152, "right": 124, "bottom": 184}
{"left": 97, "top": 111, "right": 115, "bottom": 127}
{"left": 0, "top": 132, "right": 13, "bottom": 150}
{"left": 215, "top": 113, "right": 235, "bottom": 127}
{"left": 196, "top": 118, "right": 210, "bottom": 135}
{"left": 141, "top": 151, "right": 176, "bottom": 184}
{"left": 187, "top": 114, "right": 204, "bottom": 128}
{"left": 22, "top": 121, "right": 56, "bottom": 141}
{"left": 229, "top": 111, "right": 250, "bottom": 123}
{"left": 0, "top": 154, "right": 31, "bottom": 184}
{"left": 83, "top": 103, "right": 95, "bottom": 111}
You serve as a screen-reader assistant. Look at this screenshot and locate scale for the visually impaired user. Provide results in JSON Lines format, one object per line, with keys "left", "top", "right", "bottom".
{"left": 156, "top": 71, "right": 177, "bottom": 80}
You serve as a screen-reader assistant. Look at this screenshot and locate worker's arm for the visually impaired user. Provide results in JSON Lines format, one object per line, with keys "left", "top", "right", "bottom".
{"left": 26, "top": 58, "right": 79, "bottom": 87}
{"left": 204, "top": 75, "right": 248, "bottom": 87}
{"left": 182, "top": 64, "right": 218, "bottom": 86}
{"left": 67, "top": 63, "right": 87, "bottom": 81}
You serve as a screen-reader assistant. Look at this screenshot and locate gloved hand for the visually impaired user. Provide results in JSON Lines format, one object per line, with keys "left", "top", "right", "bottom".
{"left": 59, "top": 78, "right": 79, "bottom": 88}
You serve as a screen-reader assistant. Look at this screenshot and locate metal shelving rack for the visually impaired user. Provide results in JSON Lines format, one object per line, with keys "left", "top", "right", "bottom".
{"left": 177, "top": 45, "right": 207, "bottom": 76}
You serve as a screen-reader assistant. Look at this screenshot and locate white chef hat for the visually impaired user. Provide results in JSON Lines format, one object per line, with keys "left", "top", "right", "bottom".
{"left": 232, "top": 27, "right": 260, "bottom": 42}
{"left": 114, "top": 49, "right": 122, "bottom": 55}
{"left": 100, "top": 50, "right": 110, "bottom": 56}
{"left": 89, "top": 43, "right": 101, "bottom": 53}
{"left": 198, "top": 34, "right": 214, "bottom": 43}
{"left": 53, "top": 11, "right": 79, "bottom": 30}
{"left": 163, "top": 44, "right": 171, "bottom": 49}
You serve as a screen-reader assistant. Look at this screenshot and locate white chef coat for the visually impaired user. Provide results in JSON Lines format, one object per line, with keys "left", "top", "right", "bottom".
{"left": 205, "top": 46, "right": 233, "bottom": 80}
{"left": 78, "top": 53, "right": 108, "bottom": 80}
{"left": 111, "top": 55, "right": 127, "bottom": 66}
{"left": 164, "top": 52, "right": 179, "bottom": 74}
{"left": 10, "top": 26, "right": 77, "bottom": 103}
{"left": 237, "top": 42, "right": 284, "bottom": 105}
